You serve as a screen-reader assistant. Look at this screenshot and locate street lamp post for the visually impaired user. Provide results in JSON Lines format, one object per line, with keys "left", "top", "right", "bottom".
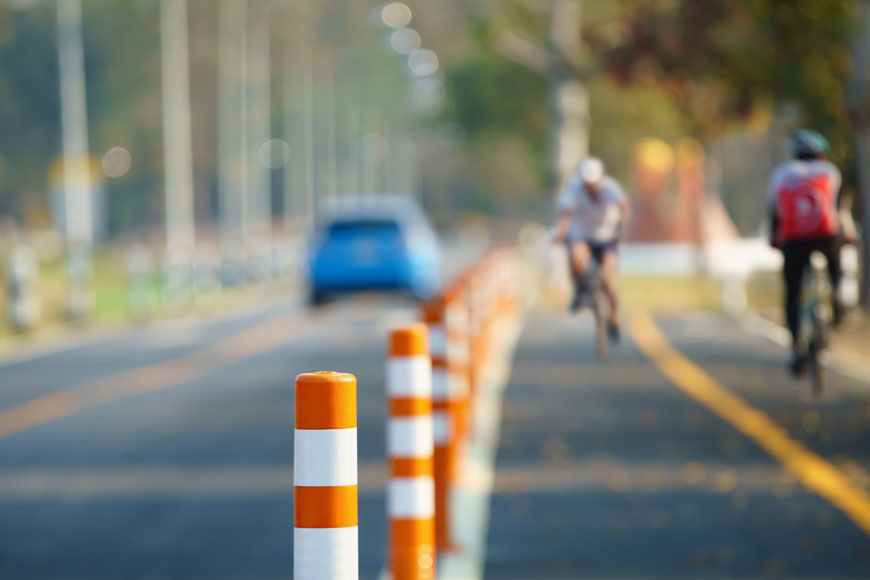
{"left": 160, "top": 0, "right": 196, "bottom": 303}
{"left": 218, "top": 0, "right": 247, "bottom": 285}
{"left": 56, "top": 0, "right": 93, "bottom": 319}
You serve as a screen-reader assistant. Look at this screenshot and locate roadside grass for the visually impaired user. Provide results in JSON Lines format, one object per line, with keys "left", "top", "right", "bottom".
{"left": 0, "top": 250, "right": 166, "bottom": 337}
{"left": 621, "top": 275, "right": 723, "bottom": 313}
{"left": 0, "top": 248, "right": 299, "bottom": 345}
{"left": 540, "top": 271, "right": 784, "bottom": 315}
{"left": 541, "top": 275, "right": 724, "bottom": 313}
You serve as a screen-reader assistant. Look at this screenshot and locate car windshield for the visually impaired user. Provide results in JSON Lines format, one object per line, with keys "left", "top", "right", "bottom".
{"left": 326, "top": 220, "right": 401, "bottom": 237}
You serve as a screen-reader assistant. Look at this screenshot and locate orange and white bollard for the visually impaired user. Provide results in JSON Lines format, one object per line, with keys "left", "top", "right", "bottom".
{"left": 294, "top": 372, "right": 358, "bottom": 580}
{"left": 423, "top": 297, "right": 454, "bottom": 550}
{"left": 388, "top": 325, "right": 436, "bottom": 579}
{"left": 445, "top": 283, "right": 471, "bottom": 452}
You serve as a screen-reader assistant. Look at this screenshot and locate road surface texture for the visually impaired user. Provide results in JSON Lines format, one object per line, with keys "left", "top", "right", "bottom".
{"left": 485, "top": 308, "right": 870, "bottom": 579}
{"left": 0, "top": 296, "right": 416, "bottom": 579}
{"left": 1, "top": 295, "right": 869, "bottom": 579}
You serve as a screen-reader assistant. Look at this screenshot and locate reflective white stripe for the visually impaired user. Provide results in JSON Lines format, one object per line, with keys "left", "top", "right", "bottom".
{"left": 446, "top": 302, "right": 467, "bottom": 326}
{"left": 428, "top": 325, "right": 446, "bottom": 357}
{"left": 294, "top": 429, "right": 358, "bottom": 487}
{"left": 432, "top": 411, "right": 450, "bottom": 444}
{"left": 387, "top": 356, "right": 431, "bottom": 398}
{"left": 389, "top": 477, "right": 435, "bottom": 518}
{"left": 448, "top": 373, "right": 469, "bottom": 398}
{"left": 431, "top": 368, "right": 448, "bottom": 400}
{"left": 388, "top": 416, "right": 433, "bottom": 457}
{"left": 294, "top": 527, "right": 358, "bottom": 580}
{"left": 447, "top": 340, "right": 469, "bottom": 365}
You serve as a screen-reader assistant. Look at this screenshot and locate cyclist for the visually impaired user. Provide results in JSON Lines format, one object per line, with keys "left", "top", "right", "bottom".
{"left": 768, "top": 129, "right": 845, "bottom": 375}
{"left": 553, "top": 156, "right": 630, "bottom": 342}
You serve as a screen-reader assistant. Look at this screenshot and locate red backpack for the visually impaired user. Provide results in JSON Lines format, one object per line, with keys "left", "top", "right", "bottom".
{"left": 776, "top": 173, "right": 838, "bottom": 240}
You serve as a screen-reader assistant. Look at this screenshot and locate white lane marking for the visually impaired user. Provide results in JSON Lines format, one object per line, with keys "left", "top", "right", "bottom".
{"left": 0, "top": 298, "right": 300, "bottom": 369}
{"left": 742, "top": 314, "right": 870, "bottom": 386}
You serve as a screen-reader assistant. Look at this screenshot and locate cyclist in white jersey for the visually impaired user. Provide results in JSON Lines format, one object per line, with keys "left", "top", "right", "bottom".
{"left": 553, "top": 157, "right": 631, "bottom": 342}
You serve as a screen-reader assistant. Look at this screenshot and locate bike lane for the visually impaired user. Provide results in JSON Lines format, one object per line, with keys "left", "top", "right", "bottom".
{"left": 483, "top": 309, "right": 870, "bottom": 578}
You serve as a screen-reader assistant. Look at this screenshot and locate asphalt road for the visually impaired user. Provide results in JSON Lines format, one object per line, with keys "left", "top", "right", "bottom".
{"left": 485, "top": 309, "right": 870, "bottom": 579}
{"left": 0, "top": 295, "right": 416, "bottom": 579}
{"left": 0, "top": 295, "right": 869, "bottom": 579}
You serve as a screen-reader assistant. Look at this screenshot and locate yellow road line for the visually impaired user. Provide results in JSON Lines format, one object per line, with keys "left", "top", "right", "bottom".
{"left": 0, "top": 311, "right": 309, "bottom": 441}
{"left": 629, "top": 310, "right": 870, "bottom": 536}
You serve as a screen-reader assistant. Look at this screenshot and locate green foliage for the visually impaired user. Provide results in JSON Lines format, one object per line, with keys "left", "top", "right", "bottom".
{"left": 0, "top": 0, "right": 414, "bottom": 237}
{"left": 590, "top": 0, "right": 855, "bottom": 162}
{"left": 443, "top": 53, "right": 550, "bottom": 183}
{"left": 0, "top": 4, "right": 60, "bottom": 218}
{"left": 588, "top": 78, "right": 688, "bottom": 188}
{"left": 84, "top": 1, "right": 163, "bottom": 234}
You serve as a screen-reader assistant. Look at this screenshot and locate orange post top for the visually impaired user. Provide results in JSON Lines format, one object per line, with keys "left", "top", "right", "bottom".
{"left": 295, "top": 372, "right": 357, "bottom": 430}
{"left": 443, "top": 281, "right": 465, "bottom": 304}
{"left": 422, "top": 297, "right": 444, "bottom": 324}
{"left": 390, "top": 324, "right": 429, "bottom": 357}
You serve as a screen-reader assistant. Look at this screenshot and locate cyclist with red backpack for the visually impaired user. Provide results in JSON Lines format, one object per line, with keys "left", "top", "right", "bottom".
{"left": 768, "top": 130, "right": 847, "bottom": 375}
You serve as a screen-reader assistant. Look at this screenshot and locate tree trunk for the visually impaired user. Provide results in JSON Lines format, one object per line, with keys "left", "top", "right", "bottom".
{"left": 849, "top": 0, "right": 870, "bottom": 312}
{"left": 855, "top": 125, "right": 870, "bottom": 310}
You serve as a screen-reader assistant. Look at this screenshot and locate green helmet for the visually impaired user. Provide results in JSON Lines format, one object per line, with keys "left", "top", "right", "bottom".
{"left": 790, "top": 129, "right": 831, "bottom": 159}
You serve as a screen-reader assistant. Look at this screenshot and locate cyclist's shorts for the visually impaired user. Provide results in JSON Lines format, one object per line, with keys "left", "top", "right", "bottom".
{"left": 587, "top": 240, "right": 619, "bottom": 264}
{"left": 566, "top": 237, "right": 619, "bottom": 264}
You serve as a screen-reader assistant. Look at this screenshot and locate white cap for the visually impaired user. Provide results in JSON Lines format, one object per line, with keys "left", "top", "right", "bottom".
{"left": 578, "top": 157, "right": 604, "bottom": 184}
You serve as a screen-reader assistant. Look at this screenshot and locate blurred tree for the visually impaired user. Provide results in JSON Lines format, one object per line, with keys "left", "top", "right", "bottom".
{"left": 587, "top": 0, "right": 854, "bottom": 161}
{"left": 441, "top": 0, "right": 686, "bottom": 216}
{"left": 444, "top": 53, "right": 549, "bottom": 178}
{"left": 0, "top": 0, "right": 417, "bottom": 241}
{"left": 0, "top": 3, "right": 60, "bottom": 222}
{"left": 586, "top": 0, "right": 865, "bottom": 303}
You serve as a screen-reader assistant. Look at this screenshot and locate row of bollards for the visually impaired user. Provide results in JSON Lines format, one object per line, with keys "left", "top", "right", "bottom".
{"left": 293, "top": 246, "right": 524, "bottom": 580}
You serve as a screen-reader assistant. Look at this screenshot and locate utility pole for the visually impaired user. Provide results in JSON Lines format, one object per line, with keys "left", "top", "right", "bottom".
{"left": 326, "top": 55, "right": 339, "bottom": 201}
{"left": 849, "top": 0, "right": 870, "bottom": 312}
{"left": 218, "top": 0, "right": 246, "bottom": 284}
{"left": 57, "top": 0, "right": 93, "bottom": 318}
{"left": 550, "top": 0, "right": 589, "bottom": 188}
{"left": 303, "top": 56, "right": 316, "bottom": 221}
{"left": 348, "top": 79, "right": 362, "bottom": 198}
{"left": 248, "top": 2, "right": 271, "bottom": 243}
{"left": 160, "top": 0, "right": 196, "bottom": 301}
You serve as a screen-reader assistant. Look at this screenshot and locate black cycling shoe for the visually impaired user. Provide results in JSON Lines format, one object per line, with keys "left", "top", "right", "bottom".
{"left": 832, "top": 301, "right": 845, "bottom": 329}
{"left": 607, "top": 320, "right": 621, "bottom": 344}
{"left": 569, "top": 278, "right": 588, "bottom": 313}
{"left": 789, "top": 350, "right": 809, "bottom": 377}
{"left": 569, "top": 289, "right": 583, "bottom": 313}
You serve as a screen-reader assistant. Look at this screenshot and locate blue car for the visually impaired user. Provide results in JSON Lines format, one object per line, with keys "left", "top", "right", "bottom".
{"left": 306, "top": 196, "right": 442, "bottom": 305}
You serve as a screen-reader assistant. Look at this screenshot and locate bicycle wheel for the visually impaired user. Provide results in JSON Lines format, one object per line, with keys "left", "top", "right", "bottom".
{"left": 593, "top": 285, "right": 610, "bottom": 361}
{"left": 809, "top": 315, "right": 826, "bottom": 395}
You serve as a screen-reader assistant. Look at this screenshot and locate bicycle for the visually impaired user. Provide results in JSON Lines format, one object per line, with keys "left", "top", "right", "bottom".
{"left": 568, "top": 257, "right": 612, "bottom": 361}
{"left": 799, "top": 251, "right": 833, "bottom": 395}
